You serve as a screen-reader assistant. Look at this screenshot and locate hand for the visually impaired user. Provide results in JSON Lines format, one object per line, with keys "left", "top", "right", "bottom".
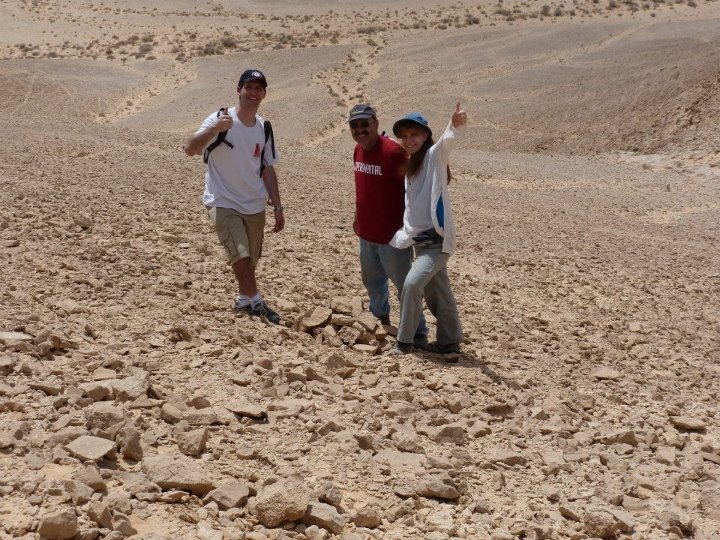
{"left": 451, "top": 101, "right": 467, "bottom": 128}
{"left": 214, "top": 107, "right": 233, "bottom": 133}
{"left": 272, "top": 210, "right": 285, "bottom": 233}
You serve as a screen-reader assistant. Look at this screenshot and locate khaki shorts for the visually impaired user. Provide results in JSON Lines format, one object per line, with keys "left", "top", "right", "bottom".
{"left": 207, "top": 206, "right": 265, "bottom": 267}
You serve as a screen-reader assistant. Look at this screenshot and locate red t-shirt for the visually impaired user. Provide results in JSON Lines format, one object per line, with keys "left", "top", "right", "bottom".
{"left": 354, "top": 136, "right": 408, "bottom": 244}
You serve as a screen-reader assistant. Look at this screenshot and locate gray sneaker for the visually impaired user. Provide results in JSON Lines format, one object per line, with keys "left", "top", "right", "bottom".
{"left": 413, "top": 335, "right": 430, "bottom": 351}
{"left": 427, "top": 341, "right": 460, "bottom": 354}
{"left": 234, "top": 298, "right": 282, "bottom": 325}
{"left": 388, "top": 341, "right": 413, "bottom": 356}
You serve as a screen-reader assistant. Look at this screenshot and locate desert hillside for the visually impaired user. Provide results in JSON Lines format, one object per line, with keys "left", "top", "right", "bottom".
{"left": 1, "top": 0, "right": 719, "bottom": 539}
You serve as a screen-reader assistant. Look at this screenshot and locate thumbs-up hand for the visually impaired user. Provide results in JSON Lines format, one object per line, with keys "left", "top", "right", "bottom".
{"left": 215, "top": 106, "right": 233, "bottom": 133}
{"left": 451, "top": 101, "right": 467, "bottom": 128}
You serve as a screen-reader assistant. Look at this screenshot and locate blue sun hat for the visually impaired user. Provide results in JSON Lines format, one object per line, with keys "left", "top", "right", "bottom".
{"left": 392, "top": 112, "right": 432, "bottom": 137}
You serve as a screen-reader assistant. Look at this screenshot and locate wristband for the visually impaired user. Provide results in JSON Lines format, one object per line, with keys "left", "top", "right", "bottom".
{"left": 273, "top": 206, "right": 284, "bottom": 213}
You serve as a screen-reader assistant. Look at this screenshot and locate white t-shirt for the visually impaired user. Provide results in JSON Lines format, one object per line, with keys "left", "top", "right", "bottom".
{"left": 198, "top": 107, "right": 280, "bottom": 215}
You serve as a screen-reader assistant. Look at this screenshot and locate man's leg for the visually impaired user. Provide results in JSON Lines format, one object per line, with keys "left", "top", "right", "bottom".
{"left": 209, "top": 207, "right": 261, "bottom": 294}
{"left": 396, "top": 246, "right": 449, "bottom": 344}
{"left": 232, "top": 257, "right": 258, "bottom": 297}
{"left": 377, "top": 244, "right": 429, "bottom": 338}
{"left": 208, "top": 207, "right": 279, "bottom": 323}
{"left": 359, "top": 238, "right": 390, "bottom": 320}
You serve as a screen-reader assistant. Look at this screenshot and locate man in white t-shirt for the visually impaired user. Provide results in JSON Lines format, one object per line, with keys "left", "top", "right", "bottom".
{"left": 184, "top": 69, "right": 284, "bottom": 324}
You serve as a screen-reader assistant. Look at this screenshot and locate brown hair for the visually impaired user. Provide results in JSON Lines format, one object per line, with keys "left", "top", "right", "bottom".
{"left": 406, "top": 136, "right": 452, "bottom": 183}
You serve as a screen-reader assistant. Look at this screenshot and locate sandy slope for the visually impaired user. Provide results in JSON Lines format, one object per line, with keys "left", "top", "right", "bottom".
{"left": 1, "top": 0, "right": 719, "bottom": 539}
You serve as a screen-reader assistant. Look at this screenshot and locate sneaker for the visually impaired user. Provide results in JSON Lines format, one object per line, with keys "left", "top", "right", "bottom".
{"left": 379, "top": 314, "right": 391, "bottom": 326}
{"left": 413, "top": 334, "right": 430, "bottom": 351}
{"left": 235, "top": 299, "right": 282, "bottom": 325}
{"left": 427, "top": 341, "right": 460, "bottom": 354}
{"left": 388, "top": 341, "right": 412, "bottom": 356}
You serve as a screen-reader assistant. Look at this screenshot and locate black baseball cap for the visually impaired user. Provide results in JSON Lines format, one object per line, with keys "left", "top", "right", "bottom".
{"left": 239, "top": 69, "right": 267, "bottom": 87}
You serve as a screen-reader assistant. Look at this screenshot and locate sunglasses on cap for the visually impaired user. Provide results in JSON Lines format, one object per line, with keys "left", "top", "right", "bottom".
{"left": 349, "top": 120, "right": 371, "bottom": 129}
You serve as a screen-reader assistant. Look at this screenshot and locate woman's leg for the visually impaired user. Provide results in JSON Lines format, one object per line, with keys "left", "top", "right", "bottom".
{"left": 423, "top": 263, "right": 463, "bottom": 346}
{"left": 396, "top": 246, "right": 449, "bottom": 344}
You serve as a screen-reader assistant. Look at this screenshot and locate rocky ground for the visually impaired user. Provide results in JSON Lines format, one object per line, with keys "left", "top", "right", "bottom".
{"left": 1, "top": 0, "right": 719, "bottom": 539}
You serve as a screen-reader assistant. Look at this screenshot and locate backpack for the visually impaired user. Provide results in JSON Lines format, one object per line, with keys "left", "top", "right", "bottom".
{"left": 203, "top": 107, "right": 276, "bottom": 178}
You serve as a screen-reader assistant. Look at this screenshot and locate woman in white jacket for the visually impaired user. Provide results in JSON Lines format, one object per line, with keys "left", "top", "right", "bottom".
{"left": 389, "top": 103, "right": 466, "bottom": 356}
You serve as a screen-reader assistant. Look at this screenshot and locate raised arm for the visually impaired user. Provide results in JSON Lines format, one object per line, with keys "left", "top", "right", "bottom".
{"left": 432, "top": 101, "right": 467, "bottom": 162}
{"left": 451, "top": 101, "right": 467, "bottom": 129}
{"left": 183, "top": 108, "right": 233, "bottom": 156}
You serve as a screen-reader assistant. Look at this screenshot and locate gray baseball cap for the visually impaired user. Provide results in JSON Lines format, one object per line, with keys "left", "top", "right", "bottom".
{"left": 348, "top": 103, "right": 377, "bottom": 122}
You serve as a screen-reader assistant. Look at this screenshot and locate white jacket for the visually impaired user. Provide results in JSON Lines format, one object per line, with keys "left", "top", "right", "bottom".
{"left": 390, "top": 121, "right": 460, "bottom": 255}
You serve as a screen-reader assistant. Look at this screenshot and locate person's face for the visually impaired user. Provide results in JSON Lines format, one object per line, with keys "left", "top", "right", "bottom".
{"left": 349, "top": 117, "right": 379, "bottom": 150}
{"left": 398, "top": 125, "right": 430, "bottom": 155}
{"left": 237, "top": 80, "right": 266, "bottom": 108}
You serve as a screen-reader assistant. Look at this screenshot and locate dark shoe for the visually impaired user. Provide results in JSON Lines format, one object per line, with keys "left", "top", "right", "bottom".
{"left": 388, "top": 341, "right": 412, "bottom": 356}
{"left": 413, "top": 335, "right": 430, "bottom": 351}
{"left": 379, "top": 314, "right": 391, "bottom": 326}
{"left": 235, "top": 300, "right": 282, "bottom": 325}
{"left": 427, "top": 341, "right": 460, "bottom": 354}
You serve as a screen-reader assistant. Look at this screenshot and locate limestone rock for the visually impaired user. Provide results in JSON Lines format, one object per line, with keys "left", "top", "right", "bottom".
{"left": 591, "top": 367, "right": 621, "bottom": 380}
{"left": 143, "top": 454, "right": 214, "bottom": 495}
{"left": 0, "top": 331, "right": 33, "bottom": 343}
{"left": 373, "top": 449, "right": 426, "bottom": 470}
{"left": 74, "top": 465, "right": 107, "bottom": 491}
{"left": 304, "top": 525, "right": 329, "bottom": 540}
{"left": 304, "top": 501, "right": 349, "bottom": 534}
{"left": 583, "top": 509, "right": 618, "bottom": 538}
{"left": 253, "top": 480, "right": 311, "bottom": 527}
{"left": 84, "top": 402, "right": 125, "bottom": 430}
{"left": 197, "top": 522, "right": 223, "bottom": 540}
{"left": 353, "top": 505, "right": 382, "bottom": 528}
{"left": 64, "top": 479, "right": 94, "bottom": 504}
{"left": 225, "top": 400, "right": 267, "bottom": 420}
{"left": 204, "top": 481, "right": 251, "bottom": 510}
{"left": 176, "top": 428, "right": 208, "bottom": 456}
{"left": 414, "top": 473, "right": 467, "bottom": 500}
{"left": 107, "top": 372, "right": 151, "bottom": 400}
{"left": 65, "top": 435, "right": 116, "bottom": 461}
{"left": 29, "top": 379, "right": 64, "bottom": 396}
{"left": 698, "top": 485, "right": 720, "bottom": 516}
{"left": 489, "top": 451, "right": 527, "bottom": 467}
{"left": 670, "top": 416, "right": 706, "bottom": 431}
{"left": 299, "top": 307, "right": 333, "bottom": 331}
{"left": 47, "top": 427, "right": 88, "bottom": 448}
{"left": 37, "top": 509, "right": 78, "bottom": 540}
{"left": 430, "top": 424, "right": 467, "bottom": 445}
{"left": 116, "top": 426, "right": 143, "bottom": 461}
{"left": 87, "top": 502, "right": 113, "bottom": 528}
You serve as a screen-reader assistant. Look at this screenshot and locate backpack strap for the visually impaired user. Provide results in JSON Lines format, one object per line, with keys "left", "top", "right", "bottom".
{"left": 202, "top": 107, "right": 234, "bottom": 164}
{"left": 259, "top": 120, "right": 275, "bottom": 178}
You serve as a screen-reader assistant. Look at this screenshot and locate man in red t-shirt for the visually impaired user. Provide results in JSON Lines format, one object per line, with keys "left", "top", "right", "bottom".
{"left": 348, "top": 104, "right": 428, "bottom": 345}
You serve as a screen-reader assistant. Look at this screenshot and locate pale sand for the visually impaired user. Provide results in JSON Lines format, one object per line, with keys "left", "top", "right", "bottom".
{"left": 1, "top": 0, "right": 719, "bottom": 538}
